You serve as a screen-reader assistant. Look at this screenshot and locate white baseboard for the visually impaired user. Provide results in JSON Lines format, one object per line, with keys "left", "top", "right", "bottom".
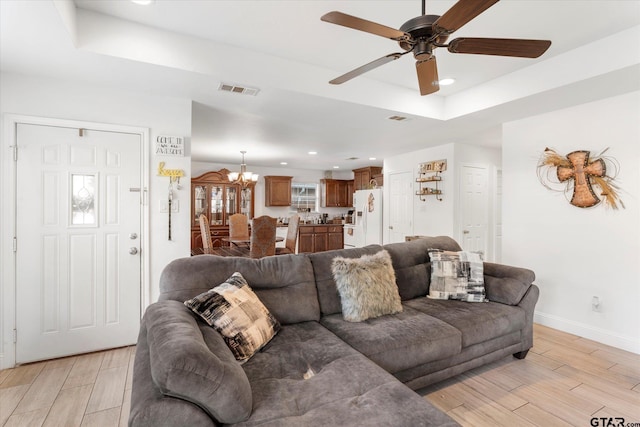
{"left": 534, "top": 311, "right": 640, "bottom": 355}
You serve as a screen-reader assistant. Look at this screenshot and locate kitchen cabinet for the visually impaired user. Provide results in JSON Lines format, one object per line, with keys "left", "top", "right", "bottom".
{"left": 298, "top": 224, "right": 343, "bottom": 253}
{"left": 191, "top": 169, "right": 255, "bottom": 250}
{"left": 353, "top": 166, "right": 382, "bottom": 190}
{"left": 321, "top": 179, "right": 352, "bottom": 207}
{"left": 346, "top": 180, "right": 354, "bottom": 207}
{"left": 264, "top": 176, "right": 292, "bottom": 206}
{"left": 371, "top": 172, "right": 383, "bottom": 187}
{"left": 327, "top": 225, "right": 344, "bottom": 250}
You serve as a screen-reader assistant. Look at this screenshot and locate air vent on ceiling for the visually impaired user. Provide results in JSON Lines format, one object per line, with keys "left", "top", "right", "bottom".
{"left": 388, "top": 115, "right": 408, "bottom": 121}
{"left": 345, "top": 157, "right": 359, "bottom": 161}
{"left": 218, "top": 83, "right": 260, "bottom": 96}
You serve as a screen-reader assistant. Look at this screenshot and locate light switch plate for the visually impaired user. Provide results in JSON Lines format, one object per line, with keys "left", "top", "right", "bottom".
{"left": 160, "top": 200, "right": 179, "bottom": 213}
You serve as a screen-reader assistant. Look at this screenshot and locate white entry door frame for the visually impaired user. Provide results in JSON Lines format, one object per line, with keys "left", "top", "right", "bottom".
{"left": 1, "top": 114, "right": 150, "bottom": 369}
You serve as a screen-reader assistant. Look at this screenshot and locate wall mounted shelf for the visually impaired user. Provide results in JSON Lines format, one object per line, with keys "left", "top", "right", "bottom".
{"left": 416, "top": 160, "right": 446, "bottom": 201}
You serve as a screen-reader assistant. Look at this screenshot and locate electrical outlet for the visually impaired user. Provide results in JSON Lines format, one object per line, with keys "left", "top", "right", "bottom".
{"left": 591, "top": 296, "right": 601, "bottom": 312}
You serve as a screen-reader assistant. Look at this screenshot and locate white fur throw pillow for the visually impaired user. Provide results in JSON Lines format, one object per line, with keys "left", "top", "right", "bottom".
{"left": 331, "top": 250, "right": 403, "bottom": 322}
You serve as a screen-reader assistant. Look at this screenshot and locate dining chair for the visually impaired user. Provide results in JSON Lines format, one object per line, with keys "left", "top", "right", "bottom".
{"left": 250, "top": 215, "right": 277, "bottom": 258}
{"left": 229, "top": 213, "right": 250, "bottom": 247}
{"left": 276, "top": 214, "right": 300, "bottom": 255}
{"left": 198, "top": 214, "right": 213, "bottom": 252}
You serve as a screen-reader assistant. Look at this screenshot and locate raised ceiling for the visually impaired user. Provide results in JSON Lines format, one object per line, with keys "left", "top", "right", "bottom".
{"left": 1, "top": 1, "right": 639, "bottom": 170}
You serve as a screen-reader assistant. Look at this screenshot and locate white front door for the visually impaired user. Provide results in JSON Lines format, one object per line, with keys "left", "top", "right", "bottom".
{"left": 388, "top": 171, "right": 413, "bottom": 243}
{"left": 459, "top": 164, "right": 489, "bottom": 257}
{"left": 16, "top": 123, "right": 142, "bottom": 364}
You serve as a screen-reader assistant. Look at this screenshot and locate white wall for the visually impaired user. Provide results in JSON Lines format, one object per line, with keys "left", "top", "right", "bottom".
{"left": 384, "top": 143, "right": 455, "bottom": 241}
{"left": 502, "top": 91, "right": 640, "bottom": 353}
{"left": 0, "top": 72, "right": 192, "bottom": 368}
{"left": 383, "top": 142, "right": 501, "bottom": 258}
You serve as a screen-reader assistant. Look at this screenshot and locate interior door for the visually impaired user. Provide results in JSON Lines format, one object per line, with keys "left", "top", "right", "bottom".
{"left": 16, "top": 123, "right": 142, "bottom": 363}
{"left": 388, "top": 171, "right": 413, "bottom": 243}
{"left": 459, "top": 164, "right": 489, "bottom": 257}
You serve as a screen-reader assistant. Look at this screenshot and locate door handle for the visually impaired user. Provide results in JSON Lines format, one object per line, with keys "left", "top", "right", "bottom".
{"left": 389, "top": 225, "right": 394, "bottom": 230}
{"left": 129, "top": 247, "right": 139, "bottom": 255}
{"left": 463, "top": 230, "right": 470, "bottom": 234}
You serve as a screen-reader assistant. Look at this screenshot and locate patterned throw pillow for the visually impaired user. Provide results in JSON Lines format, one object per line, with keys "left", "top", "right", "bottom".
{"left": 428, "top": 250, "right": 486, "bottom": 302}
{"left": 331, "top": 250, "right": 403, "bottom": 322}
{"left": 184, "top": 272, "right": 281, "bottom": 363}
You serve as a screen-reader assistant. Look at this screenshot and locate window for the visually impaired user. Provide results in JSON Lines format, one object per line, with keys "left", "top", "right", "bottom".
{"left": 291, "top": 183, "right": 318, "bottom": 211}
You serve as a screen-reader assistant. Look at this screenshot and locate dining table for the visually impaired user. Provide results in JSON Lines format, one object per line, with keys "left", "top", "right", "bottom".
{"left": 191, "top": 235, "right": 284, "bottom": 257}
{"left": 222, "top": 235, "right": 284, "bottom": 246}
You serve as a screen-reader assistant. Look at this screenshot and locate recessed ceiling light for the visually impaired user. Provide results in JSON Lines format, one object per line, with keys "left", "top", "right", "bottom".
{"left": 308, "top": 151, "right": 317, "bottom": 155}
{"left": 369, "top": 157, "right": 377, "bottom": 161}
{"left": 280, "top": 162, "right": 288, "bottom": 165}
{"left": 130, "top": 0, "right": 155, "bottom": 5}
{"left": 439, "top": 78, "right": 455, "bottom": 86}
{"left": 333, "top": 166, "right": 340, "bottom": 169}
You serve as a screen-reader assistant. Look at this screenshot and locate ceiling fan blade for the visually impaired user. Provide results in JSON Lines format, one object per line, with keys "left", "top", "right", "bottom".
{"left": 434, "top": 0, "right": 499, "bottom": 34}
{"left": 416, "top": 57, "right": 440, "bottom": 96}
{"left": 448, "top": 38, "right": 552, "bottom": 58}
{"left": 321, "top": 11, "right": 410, "bottom": 42}
{"left": 330, "top": 53, "right": 405, "bottom": 85}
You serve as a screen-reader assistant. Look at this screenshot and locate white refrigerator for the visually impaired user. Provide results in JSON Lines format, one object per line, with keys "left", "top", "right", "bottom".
{"left": 353, "top": 188, "right": 383, "bottom": 247}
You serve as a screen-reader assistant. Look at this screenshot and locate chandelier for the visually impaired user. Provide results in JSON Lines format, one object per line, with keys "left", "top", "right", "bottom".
{"left": 228, "top": 151, "right": 259, "bottom": 187}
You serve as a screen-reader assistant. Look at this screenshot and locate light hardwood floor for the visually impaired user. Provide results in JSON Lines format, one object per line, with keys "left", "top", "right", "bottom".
{"left": 1, "top": 324, "right": 638, "bottom": 427}
{"left": 421, "top": 324, "right": 640, "bottom": 426}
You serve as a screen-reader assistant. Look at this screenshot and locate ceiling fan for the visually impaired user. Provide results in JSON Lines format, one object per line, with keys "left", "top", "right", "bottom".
{"left": 321, "top": 0, "right": 551, "bottom": 95}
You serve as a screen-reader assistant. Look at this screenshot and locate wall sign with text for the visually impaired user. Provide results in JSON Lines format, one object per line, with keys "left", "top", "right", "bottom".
{"left": 155, "top": 135, "right": 184, "bottom": 156}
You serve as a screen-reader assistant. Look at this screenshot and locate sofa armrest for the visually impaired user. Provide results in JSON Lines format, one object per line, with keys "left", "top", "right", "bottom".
{"left": 144, "top": 300, "right": 252, "bottom": 424}
{"left": 483, "top": 262, "right": 536, "bottom": 306}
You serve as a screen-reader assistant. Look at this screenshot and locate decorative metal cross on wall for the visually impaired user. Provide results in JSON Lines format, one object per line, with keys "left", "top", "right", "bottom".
{"left": 537, "top": 147, "right": 624, "bottom": 210}
{"left": 556, "top": 151, "right": 605, "bottom": 208}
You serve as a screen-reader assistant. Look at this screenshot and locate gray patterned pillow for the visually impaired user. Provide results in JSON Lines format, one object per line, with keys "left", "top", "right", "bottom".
{"left": 428, "top": 250, "right": 486, "bottom": 302}
{"left": 331, "top": 250, "right": 403, "bottom": 322}
{"left": 184, "top": 272, "right": 281, "bottom": 363}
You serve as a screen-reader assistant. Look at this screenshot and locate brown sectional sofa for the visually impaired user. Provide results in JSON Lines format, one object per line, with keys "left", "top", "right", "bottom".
{"left": 129, "top": 236, "right": 538, "bottom": 426}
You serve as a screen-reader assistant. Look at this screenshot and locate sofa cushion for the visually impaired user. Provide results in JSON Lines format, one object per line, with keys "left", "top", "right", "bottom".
{"left": 237, "top": 321, "right": 459, "bottom": 427}
{"left": 321, "top": 306, "right": 461, "bottom": 374}
{"left": 383, "top": 236, "right": 462, "bottom": 300}
{"left": 308, "top": 245, "right": 384, "bottom": 316}
{"left": 405, "top": 297, "right": 526, "bottom": 348}
{"left": 331, "top": 250, "right": 403, "bottom": 322}
{"left": 159, "top": 253, "right": 320, "bottom": 324}
{"left": 144, "top": 300, "right": 252, "bottom": 424}
{"left": 184, "top": 272, "right": 281, "bottom": 363}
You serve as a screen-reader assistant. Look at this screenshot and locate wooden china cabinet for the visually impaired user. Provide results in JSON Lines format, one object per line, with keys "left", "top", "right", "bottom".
{"left": 191, "top": 169, "right": 255, "bottom": 250}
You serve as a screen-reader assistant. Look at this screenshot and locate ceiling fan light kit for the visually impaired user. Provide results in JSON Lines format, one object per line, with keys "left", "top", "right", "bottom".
{"left": 321, "top": 0, "right": 551, "bottom": 96}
